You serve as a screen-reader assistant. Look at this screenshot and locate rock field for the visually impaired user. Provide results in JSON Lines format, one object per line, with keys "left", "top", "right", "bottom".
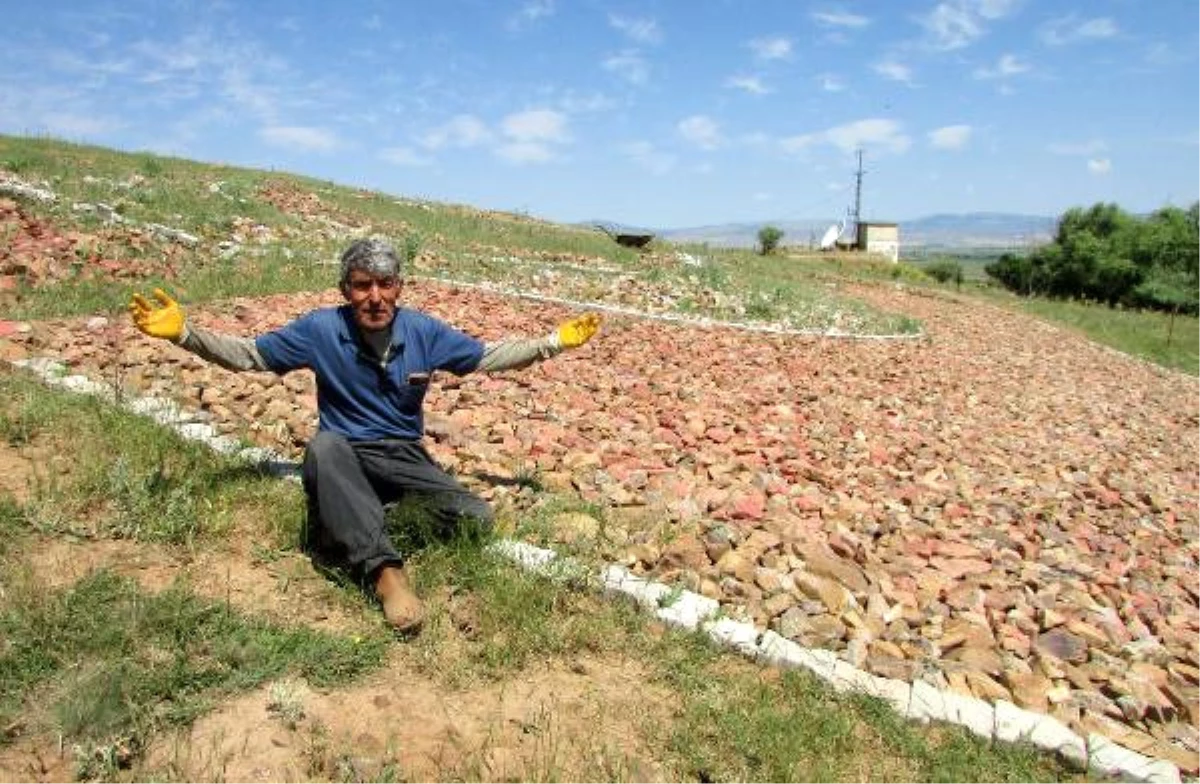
{"left": 2, "top": 274, "right": 1197, "bottom": 773}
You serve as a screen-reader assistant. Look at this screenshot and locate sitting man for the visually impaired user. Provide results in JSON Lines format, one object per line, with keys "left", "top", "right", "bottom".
{"left": 130, "top": 237, "right": 601, "bottom": 633}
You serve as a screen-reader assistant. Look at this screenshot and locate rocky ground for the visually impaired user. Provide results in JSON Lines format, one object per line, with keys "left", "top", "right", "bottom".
{"left": 2, "top": 272, "right": 1197, "bottom": 773}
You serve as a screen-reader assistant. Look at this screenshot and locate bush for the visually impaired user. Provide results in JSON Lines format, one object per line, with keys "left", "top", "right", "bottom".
{"left": 757, "top": 225, "right": 784, "bottom": 256}
{"left": 924, "top": 259, "right": 964, "bottom": 286}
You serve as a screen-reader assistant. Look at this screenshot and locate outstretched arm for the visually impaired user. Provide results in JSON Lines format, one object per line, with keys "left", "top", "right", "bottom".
{"left": 476, "top": 312, "right": 602, "bottom": 373}
{"left": 129, "top": 288, "right": 270, "bottom": 372}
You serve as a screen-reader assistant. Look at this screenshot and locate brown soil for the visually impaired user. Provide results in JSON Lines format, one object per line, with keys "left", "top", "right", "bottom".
{"left": 140, "top": 654, "right": 668, "bottom": 782}
{"left": 0, "top": 445, "right": 33, "bottom": 503}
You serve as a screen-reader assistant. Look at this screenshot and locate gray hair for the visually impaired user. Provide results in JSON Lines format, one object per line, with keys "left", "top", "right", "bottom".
{"left": 339, "top": 237, "right": 402, "bottom": 289}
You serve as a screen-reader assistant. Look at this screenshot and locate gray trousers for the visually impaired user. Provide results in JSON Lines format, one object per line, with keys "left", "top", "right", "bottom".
{"left": 300, "top": 431, "right": 493, "bottom": 582}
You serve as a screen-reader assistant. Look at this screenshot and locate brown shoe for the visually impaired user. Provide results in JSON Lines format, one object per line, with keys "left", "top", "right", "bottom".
{"left": 374, "top": 565, "right": 425, "bottom": 634}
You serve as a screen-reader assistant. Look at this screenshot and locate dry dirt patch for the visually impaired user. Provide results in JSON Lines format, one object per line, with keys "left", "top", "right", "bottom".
{"left": 0, "top": 447, "right": 33, "bottom": 503}
{"left": 141, "top": 653, "right": 670, "bottom": 782}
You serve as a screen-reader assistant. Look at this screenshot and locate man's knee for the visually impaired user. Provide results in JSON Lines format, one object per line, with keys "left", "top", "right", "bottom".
{"left": 302, "top": 430, "right": 352, "bottom": 483}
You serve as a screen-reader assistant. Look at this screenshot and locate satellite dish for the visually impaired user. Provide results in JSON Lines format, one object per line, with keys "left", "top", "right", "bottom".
{"left": 819, "top": 218, "right": 845, "bottom": 250}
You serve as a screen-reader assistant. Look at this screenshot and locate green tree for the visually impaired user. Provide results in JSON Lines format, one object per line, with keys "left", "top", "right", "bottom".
{"left": 757, "top": 225, "right": 784, "bottom": 256}
{"left": 986, "top": 201, "right": 1198, "bottom": 312}
{"left": 1135, "top": 267, "right": 1197, "bottom": 346}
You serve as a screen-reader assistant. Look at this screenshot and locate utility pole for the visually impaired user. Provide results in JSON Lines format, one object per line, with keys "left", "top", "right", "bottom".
{"left": 851, "top": 148, "right": 865, "bottom": 247}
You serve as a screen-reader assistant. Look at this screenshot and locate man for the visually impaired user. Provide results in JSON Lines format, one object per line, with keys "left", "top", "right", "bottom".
{"left": 130, "top": 237, "right": 601, "bottom": 633}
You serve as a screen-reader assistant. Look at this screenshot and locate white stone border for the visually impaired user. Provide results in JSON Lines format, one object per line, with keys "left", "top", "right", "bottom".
{"left": 7, "top": 356, "right": 1182, "bottom": 784}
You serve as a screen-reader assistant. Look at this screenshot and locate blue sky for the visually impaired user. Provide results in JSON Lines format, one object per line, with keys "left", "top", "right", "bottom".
{"left": 1, "top": 1, "right": 1196, "bottom": 229}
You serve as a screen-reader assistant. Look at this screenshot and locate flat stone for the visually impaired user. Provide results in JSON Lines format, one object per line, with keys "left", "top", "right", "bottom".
{"left": 1036, "top": 627, "right": 1090, "bottom": 664}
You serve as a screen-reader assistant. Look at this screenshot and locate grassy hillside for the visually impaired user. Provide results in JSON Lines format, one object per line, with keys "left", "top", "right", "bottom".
{"left": 0, "top": 135, "right": 917, "bottom": 336}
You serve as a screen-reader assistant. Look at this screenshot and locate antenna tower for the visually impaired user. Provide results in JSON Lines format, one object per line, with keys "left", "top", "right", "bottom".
{"left": 850, "top": 148, "right": 865, "bottom": 235}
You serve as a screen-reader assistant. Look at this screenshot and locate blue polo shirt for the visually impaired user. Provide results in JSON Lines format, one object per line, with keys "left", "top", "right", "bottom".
{"left": 255, "top": 306, "right": 484, "bottom": 441}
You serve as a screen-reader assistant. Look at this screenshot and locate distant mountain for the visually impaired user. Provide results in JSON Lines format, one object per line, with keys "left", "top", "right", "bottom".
{"left": 656, "top": 219, "right": 830, "bottom": 249}
{"left": 901, "top": 212, "right": 1057, "bottom": 249}
{"left": 650, "top": 212, "right": 1057, "bottom": 251}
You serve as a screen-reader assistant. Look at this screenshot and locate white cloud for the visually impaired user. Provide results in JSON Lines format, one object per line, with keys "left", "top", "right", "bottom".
{"left": 929, "top": 124, "right": 972, "bottom": 150}
{"left": 620, "top": 140, "right": 675, "bottom": 175}
{"left": 678, "top": 115, "right": 722, "bottom": 150}
{"left": 976, "top": 0, "right": 1020, "bottom": 20}
{"left": 819, "top": 74, "right": 846, "bottom": 92}
{"left": 920, "top": 0, "right": 1018, "bottom": 50}
{"left": 1048, "top": 139, "right": 1107, "bottom": 155}
{"left": 414, "top": 110, "right": 568, "bottom": 165}
{"left": 874, "top": 61, "right": 914, "bottom": 84}
{"left": 826, "top": 118, "right": 910, "bottom": 153}
{"left": 782, "top": 118, "right": 911, "bottom": 155}
{"left": 921, "top": 2, "right": 982, "bottom": 49}
{"left": 259, "top": 125, "right": 337, "bottom": 151}
{"left": 420, "top": 115, "right": 491, "bottom": 150}
{"left": 608, "top": 14, "right": 661, "bottom": 44}
{"left": 749, "top": 36, "right": 792, "bottom": 60}
{"left": 780, "top": 133, "right": 820, "bottom": 154}
{"left": 725, "top": 75, "right": 771, "bottom": 95}
{"left": 493, "top": 109, "right": 569, "bottom": 164}
{"left": 380, "top": 146, "right": 432, "bottom": 167}
{"left": 1143, "top": 42, "right": 1190, "bottom": 68}
{"left": 501, "top": 109, "right": 568, "bottom": 142}
{"left": 1087, "top": 157, "right": 1112, "bottom": 174}
{"left": 811, "top": 9, "right": 870, "bottom": 28}
{"left": 507, "top": 0, "right": 554, "bottom": 30}
{"left": 1040, "top": 16, "right": 1118, "bottom": 45}
{"left": 973, "top": 53, "right": 1029, "bottom": 79}
{"left": 602, "top": 50, "right": 649, "bottom": 85}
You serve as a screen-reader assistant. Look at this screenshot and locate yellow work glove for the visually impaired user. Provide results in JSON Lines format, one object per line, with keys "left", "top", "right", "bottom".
{"left": 129, "top": 287, "right": 186, "bottom": 342}
{"left": 556, "top": 312, "right": 601, "bottom": 349}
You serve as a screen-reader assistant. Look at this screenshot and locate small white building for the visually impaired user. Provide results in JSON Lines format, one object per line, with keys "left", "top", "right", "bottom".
{"left": 856, "top": 222, "right": 900, "bottom": 263}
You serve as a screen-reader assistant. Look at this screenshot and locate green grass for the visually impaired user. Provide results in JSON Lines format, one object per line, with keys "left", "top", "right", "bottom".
{"left": 1, "top": 368, "right": 303, "bottom": 546}
{"left": 1014, "top": 296, "right": 1198, "bottom": 375}
{"left": 0, "top": 568, "right": 389, "bottom": 779}
{"left": 0, "top": 493, "right": 25, "bottom": 556}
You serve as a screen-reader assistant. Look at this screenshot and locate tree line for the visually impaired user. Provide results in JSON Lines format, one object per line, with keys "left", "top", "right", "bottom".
{"left": 985, "top": 202, "right": 1198, "bottom": 314}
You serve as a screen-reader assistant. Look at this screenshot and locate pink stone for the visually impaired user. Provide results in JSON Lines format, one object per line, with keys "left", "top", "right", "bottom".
{"left": 934, "top": 540, "right": 982, "bottom": 559}
{"left": 930, "top": 556, "right": 992, "bottom": 579}
{"left": 726, "top": 490, "right": 766, "bottom": 521}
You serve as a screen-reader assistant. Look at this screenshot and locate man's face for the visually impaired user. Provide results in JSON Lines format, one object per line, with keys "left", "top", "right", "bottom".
{"left": 343, "top": 270, "right": 401, "bottom": 332}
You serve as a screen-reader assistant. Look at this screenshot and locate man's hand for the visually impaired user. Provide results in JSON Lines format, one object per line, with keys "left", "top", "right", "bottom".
{"left": 129, "top": 288, "right": 186, "bottom": 342}
{"left": 556, "top": 313, "right": 601, "bottom": 349}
